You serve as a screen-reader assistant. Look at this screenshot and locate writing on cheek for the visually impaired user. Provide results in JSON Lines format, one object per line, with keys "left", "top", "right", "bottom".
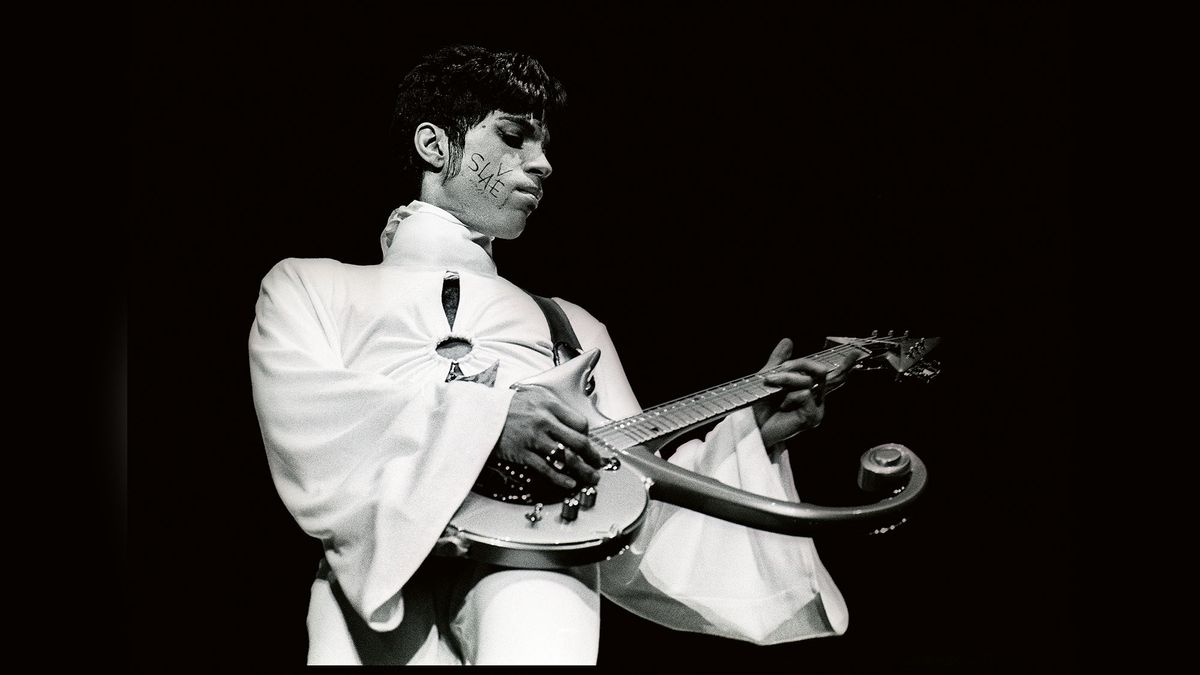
{"left": 467, "top": 153, "right": 514, "bottom": 199}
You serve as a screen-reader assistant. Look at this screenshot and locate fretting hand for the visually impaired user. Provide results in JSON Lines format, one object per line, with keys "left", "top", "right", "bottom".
{"left": 753, "top": 338, "right": 859, "bottom": 447}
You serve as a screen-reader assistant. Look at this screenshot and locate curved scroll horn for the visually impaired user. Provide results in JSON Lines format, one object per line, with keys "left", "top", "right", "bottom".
{"left": 616, "top": 442, "right": 927, "bottom": 537}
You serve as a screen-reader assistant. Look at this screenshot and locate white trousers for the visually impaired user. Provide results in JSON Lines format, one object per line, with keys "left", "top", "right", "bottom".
{"left": 307, "top": 558, "right": 601, "bottom": 665}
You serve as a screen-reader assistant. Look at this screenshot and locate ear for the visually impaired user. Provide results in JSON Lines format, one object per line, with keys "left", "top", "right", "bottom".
{"left": 413, "top": 122, "right": 448, "bottom": 170}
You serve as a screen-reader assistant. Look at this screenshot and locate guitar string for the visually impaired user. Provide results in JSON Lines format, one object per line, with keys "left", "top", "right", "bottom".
{"left": 589, "top": 357, "right": 844, "bottom": 448}
{"left": 634, "top": 341, "right": 866, "bottom": 412}
{"left": 589, "top": 341, "right": 876, "bottom": 446}
{"left": 588, "top": 339, "right": 894, "bottom": 447}
{"left": 597, "top": 342, "right": 864, "bottom": 431}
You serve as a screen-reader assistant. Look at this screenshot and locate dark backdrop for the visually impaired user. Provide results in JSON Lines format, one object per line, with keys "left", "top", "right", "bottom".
{"left": 129, "top": 3, "right": 1073, "bottom": 673}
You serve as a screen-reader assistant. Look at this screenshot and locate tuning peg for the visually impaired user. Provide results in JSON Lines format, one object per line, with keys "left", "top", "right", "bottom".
{"left": 900, "top": 359, "right": 942, "bottom": 383}
{"left": 869, "top": 329, "right": 878, "bottom": 338}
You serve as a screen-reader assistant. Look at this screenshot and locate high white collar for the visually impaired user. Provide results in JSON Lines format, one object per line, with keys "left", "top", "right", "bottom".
{"left": 380, "top": 201, "right": 498, "bottom": 276}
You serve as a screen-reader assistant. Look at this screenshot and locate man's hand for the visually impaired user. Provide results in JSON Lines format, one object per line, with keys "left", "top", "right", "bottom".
{"left": 493, "top": 387, "right": 604, "bottom": 490}
{"left": 753, "top": 338, "right": 859, "bottom": 448}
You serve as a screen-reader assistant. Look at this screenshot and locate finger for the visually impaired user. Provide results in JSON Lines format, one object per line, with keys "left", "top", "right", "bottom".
{"left": 827, "top": 352, "right": 862, "bottom": 385}
{"left": 561, "top": 448, "right": 601, "bottom": 486}
{"left": 548, "top": 425, "right": 603, "bottom": 469}
{"left": 809, "top": 407, "right": 826, "bottom": 427}
{"left": 778, "top": 389, "right": 814, "bottom": 412}
{"left": 812, "top": 365, "right": 829, "bottom": 405}
{"left": 760, "top": 338, "right": 793, "bottom": 372}
{"left": 762, "top": 371, "right": 817, "bottom": 391}
{"left": 544, "top": 397, "right": 589, "bottom": 434}
{"left": 775, "top": 357, "right": 832, "bottom": 378}
{"left": 524, "top": 451, "right": 578, "bottom": 489}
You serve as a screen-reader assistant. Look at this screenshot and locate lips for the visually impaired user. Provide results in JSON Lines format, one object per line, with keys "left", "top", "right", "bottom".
{"left": 513, "top": 185, "right": 542, "bottom": 204}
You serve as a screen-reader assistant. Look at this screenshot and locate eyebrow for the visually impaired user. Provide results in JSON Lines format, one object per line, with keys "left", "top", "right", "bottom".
{"left": 496, "top": 114, "right": 551, "bottom": 145}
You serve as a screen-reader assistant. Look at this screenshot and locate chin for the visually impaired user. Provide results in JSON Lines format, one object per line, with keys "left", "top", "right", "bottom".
{"left": 491, "top": 215, "right": 528, "bottom": 240}
{"left": 494, "top": 227, "right": 526, "bottom": 240}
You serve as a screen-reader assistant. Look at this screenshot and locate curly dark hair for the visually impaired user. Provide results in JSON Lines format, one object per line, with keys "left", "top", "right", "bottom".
{"left": 390, "top": 45, "right": 567, "bottom": 190}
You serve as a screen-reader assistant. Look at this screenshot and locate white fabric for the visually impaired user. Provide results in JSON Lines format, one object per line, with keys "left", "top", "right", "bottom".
{"left": 599, "top": 412, "right": 849, "bottom": 644}
{"left": 451, "top": 567, "right": 601, "bottom": 665}
{"left": 249, "top": 201, "right": 847, "bottom": 664}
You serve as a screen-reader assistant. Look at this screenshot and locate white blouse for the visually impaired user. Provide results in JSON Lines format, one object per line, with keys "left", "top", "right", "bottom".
{"left": 248, "top": 201, "right": 847, "bottom": 660}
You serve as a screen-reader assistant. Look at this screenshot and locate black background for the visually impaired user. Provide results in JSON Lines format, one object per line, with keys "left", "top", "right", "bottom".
{"left": 127, "top": 3, "right": 1073, "bottom": 672}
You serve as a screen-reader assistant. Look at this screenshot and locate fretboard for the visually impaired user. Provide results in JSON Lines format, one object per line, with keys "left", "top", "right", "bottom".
{"left": 589, "top": 343, "right": 868, "bottom": 451}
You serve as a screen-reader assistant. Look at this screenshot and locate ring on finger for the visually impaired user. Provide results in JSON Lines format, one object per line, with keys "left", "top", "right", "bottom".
{"left": 545, "top": 442, "right": 567, "bottom": 471}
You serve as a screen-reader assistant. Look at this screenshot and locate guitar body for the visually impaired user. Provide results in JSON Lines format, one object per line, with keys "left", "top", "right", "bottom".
{"left": 440, "top": 336, "right": 936, "bottom": 569}
{"left": 445, "top": 461, "right": 649, "bottom": 568}
{"left": 442, "top": 350, "right": 651, "bottom": 569}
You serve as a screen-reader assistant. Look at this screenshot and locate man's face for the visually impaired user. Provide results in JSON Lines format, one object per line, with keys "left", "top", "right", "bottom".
{"left": 438, "top": 110, "right": 553, "bottom": 239}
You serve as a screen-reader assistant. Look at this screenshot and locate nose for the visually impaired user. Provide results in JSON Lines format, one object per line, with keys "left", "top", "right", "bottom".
{"left": 525, "top": 147, "right": 552, "bottom": 180}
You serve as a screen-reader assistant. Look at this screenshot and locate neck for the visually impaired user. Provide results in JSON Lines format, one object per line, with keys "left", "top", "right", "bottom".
{"left": 419, "top": 187, "right": 496, "bottom": 258}
{"left": 381, "top": 201, "right": 499, "bottom": 275}
{"left": 589, "top": 343, "right": 869, "bottom": 452}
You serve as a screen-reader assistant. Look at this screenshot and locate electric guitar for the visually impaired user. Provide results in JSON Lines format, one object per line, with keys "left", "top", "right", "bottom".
{"left": 437, "top": 333, "right": 941, "bottom": 569}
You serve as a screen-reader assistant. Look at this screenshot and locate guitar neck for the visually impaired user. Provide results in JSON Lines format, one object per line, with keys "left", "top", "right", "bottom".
{"left": 589, "top": 343, "right": 868, "bottom": 452}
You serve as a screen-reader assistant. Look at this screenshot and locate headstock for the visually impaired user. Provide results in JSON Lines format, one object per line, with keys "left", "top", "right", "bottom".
{"left": 826, "top": 331, "right": 942, "bottom": 383}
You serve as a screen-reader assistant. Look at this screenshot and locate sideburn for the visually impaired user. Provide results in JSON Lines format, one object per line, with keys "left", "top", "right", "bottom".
{"left": 441, "top": 143, "right": 464, "bottom": 183}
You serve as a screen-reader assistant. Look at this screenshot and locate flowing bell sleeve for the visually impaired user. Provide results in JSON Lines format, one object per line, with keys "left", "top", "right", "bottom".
{"left": 248, "top": 259, "right": 516, "bottom": 632}
{"left": 557, "top": 300, "right": 848, "bottom": 645}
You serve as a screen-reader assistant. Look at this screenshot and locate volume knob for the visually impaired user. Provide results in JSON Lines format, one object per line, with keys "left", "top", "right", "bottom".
{"left": 579, "top": 486, "right": 597, "bottom": 508}
{"left": 561, "top": 497, "right": 581, "bottom": 521}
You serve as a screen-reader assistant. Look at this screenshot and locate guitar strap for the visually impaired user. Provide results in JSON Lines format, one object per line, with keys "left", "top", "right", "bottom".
{"left": 464, "top": 291, "right": 593, "bottom": 504}
{"left": 526, "top": 293, "right": 582, "bottom": 366}
{"left": 526, "top": 292, "right": 595, "bottom": 396}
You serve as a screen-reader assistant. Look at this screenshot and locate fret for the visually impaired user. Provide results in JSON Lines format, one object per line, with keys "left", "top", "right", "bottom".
{"left": 604, "top": 435, "right": 635, "bottom": 451}
{"left": 671, "top": 406, "right": 696, "bottom": 425}
{"left": 597, "top": 424, "right": 634, "bottom": 446}
{"left": 592, "top": 428, "right": 620, "bottom": 448}
{"left": 743, "top": 385, "right": 766, "bottom": 401}
{"left": 591, "top": 425, "right": 638, "bottom": 451}
{"left": 716, "top": 395, "right": 740, "bottom": 411}
{"left": 751, "top": 384, "right": 775, "bottom": 397}
{"left": 650, "top": 409, "right": 677, "bottom": 429}
{"left": 620, "top": 420, "right": 652, "bottom": 442}
{"left": 669, "top": 408, "right": 692, "bottom": 425}
{"left": 727, "top": 386, "right": 755, "bottom": 405}
{"left": 742, "top": 382, "right": 773, "bottom": 397}
{"left": 634, "top": 422, "right": 661, "bottom": 439}
{"left": 630, "top": 421, "right": 655, "bottom": 441}
{"left": 705, "top": 391, "right": 734, "bottom": 408}
{"left": 711, "top": 391, "right": 742, "bottom": 410}
{"left": 611, "top": 427, "right": 643, "bottom": 448}
{"left": 591, "top": 340, "right": 878, "bottom": 451}
{"left": 673, "top": 399, "right": 699, "bottom": 417}
{"left": 643, "top": 410, "right": 672, "bottom": 429}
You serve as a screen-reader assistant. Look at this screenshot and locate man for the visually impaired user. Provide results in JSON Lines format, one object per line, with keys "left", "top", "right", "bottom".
{"left": 249, "top": 44, "right": 850, "bottom": 665}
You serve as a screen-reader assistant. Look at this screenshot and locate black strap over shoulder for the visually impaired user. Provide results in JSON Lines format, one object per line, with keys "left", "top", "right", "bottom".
{"left": 471, "top": 291, "right": 595, "bottom": 503}
{"left": 527, "top": 293, "right": 583, "bottom": 366}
